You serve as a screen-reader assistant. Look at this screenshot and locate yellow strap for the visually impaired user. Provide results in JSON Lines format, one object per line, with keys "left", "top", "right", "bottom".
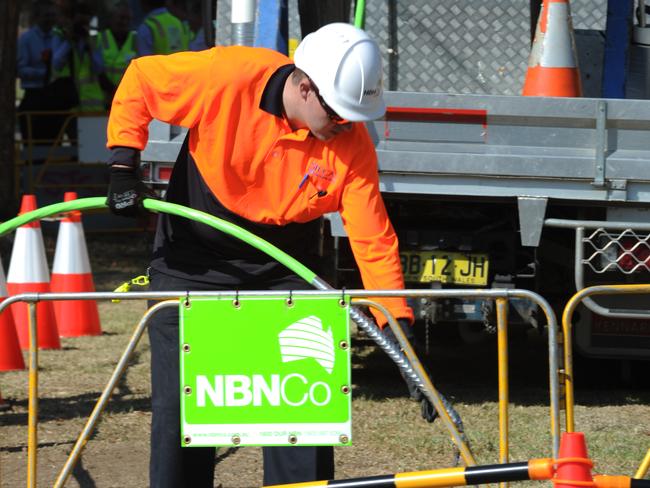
{"left": 131, "top": 275, "right": 150, "bottom": 286}
{"left": 112, "top": 275, "right": 150, "bottom": 303}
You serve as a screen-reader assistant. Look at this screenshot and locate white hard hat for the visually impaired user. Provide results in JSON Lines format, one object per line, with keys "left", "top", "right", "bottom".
{"left": 294, "top": 23, "right": 386, "bottom": 122}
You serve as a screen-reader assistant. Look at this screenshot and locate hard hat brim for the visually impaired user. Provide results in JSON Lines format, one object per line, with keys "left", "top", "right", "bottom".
{"left": 327, "top": 97, "right": 387, "bottom": 122}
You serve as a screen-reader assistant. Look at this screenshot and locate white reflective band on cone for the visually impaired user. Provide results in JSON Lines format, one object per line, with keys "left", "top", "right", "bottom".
{"left": 539, "top": 3, "right": 577, "bottom": 67}
{"left": 52, "top": 221, "right": 92, "bottom": 274}
{"left": 7, "top": 227, "right": 50, "bottom": 283}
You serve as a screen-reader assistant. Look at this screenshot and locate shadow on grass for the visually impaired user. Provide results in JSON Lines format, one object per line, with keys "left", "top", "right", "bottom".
{"left": 0, "top": 347, "right": 147, "bottom": 429}
{"left": 351, "top": 331, "right": 650, "bottom": 408}
{"left": 1, "top": 443, "right": 98, "bottom": 487}
{"left": 0, "top": 393, "right": 151, "bottom": 429}
{"left": 72, "top": 456, "right": 96, "bottom": 488}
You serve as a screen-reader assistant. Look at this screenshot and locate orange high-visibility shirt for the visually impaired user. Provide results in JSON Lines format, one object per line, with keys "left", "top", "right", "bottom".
{"left": 107, "top": 46, "right": 413, "bottom": 325}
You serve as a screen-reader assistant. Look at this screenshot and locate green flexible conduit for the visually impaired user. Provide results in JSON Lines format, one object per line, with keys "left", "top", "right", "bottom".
{"left": 0, "top": 195, "right": 473, "bottom": 464}
{"left": 354, "top": 0, "right": 365, "bottom": 29}
{"left": 0, "top": 197, "right": 316, "bottom": 284}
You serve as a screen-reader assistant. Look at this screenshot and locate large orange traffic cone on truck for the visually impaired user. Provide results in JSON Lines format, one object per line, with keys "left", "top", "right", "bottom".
{"left": 6, "top": 195, "right": 61, "bottom": 350}
{"left": 0, "top": 256, "right": 25, "bottom": 371}
{"left": 50, "top": 192, "right": 101, "bottom": 337}
{"left": 522, "top": 0, "right": 582, "bottom": 97}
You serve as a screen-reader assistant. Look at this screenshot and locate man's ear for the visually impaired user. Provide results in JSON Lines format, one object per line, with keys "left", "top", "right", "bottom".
{"left": 298, "top": 78, "right": 312, "bottom": 102}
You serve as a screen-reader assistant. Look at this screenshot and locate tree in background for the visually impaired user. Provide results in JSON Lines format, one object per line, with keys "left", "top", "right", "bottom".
{"left": 0, "top": 1, "right": 19, "bottom": 218}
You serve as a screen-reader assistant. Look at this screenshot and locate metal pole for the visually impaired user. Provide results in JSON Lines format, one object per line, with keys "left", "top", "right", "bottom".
{"left": 496, "top": 297, "right": 509, "bottom": 488}
{"left": 27, "top": 302, "right": 38, "bottom": 488}
{"left": 545, "top": 218, "right": 650, "bottom": 231}
{"left": 53, "top": 301, "right": 177, "bottom": 488}
{"left": 509, "top": 289, "right": 560, "bottom": 459}
{"left": 231, "top": 0, "right": 255, "bottom": 46}
{"left": 562, "top": 292, "right": 578, "bottom": 433}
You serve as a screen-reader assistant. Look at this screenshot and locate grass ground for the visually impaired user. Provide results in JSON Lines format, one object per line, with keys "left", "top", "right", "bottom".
{"left": 1, "top": 233, "right": 649, "bottom": 487}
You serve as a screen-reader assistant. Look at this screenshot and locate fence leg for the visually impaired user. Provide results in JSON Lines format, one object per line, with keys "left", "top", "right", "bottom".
{"left": 27, "top": 302, "right": 38, "bottom": 488}
{"left": 496, "top": 298, "right": 510, "bottom": 488}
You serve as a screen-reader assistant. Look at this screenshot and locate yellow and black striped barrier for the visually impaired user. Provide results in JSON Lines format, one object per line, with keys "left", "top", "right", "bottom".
{"left": 595, "top": 475, "right": 650, "bottom": 488}
{"left": 266, "top": 458, "right": 555, "bottom": 488}
{"left": 265, "top": 460, "right": 650, "bottom": 488}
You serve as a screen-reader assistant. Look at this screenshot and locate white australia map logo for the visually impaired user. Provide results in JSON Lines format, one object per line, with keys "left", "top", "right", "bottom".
{"left": 278, "top": 316, "right": 335, "bottom": 374}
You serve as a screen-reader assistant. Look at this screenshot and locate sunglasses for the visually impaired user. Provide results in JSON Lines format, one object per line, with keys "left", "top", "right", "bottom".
{"left": 308, "top": 78, "right": 349, "bottom": 125}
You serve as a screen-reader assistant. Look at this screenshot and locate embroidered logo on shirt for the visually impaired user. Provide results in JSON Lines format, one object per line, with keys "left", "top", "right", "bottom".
{"left": 307, "top": 161, "right": 335, "bottom": 183}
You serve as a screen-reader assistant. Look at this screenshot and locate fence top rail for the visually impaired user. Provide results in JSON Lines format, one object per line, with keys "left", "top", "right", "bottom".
{"left": 0, "top": 287, "right": 552, "bottom": 310}
{"left": 565, "top": 283, "right": 650, "bottom": 308}
{"left": 545, "top": 218, "right": 650, "bottom": 231}
{"left": 0, "top": 287, "right": 541, "bottom": 301}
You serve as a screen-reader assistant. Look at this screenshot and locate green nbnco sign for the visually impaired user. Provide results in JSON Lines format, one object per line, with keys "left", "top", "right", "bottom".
{"left": 180, "top": 296, "right": 352, "bottom": 447}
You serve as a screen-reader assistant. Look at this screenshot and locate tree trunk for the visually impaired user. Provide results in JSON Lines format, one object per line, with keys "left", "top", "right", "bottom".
{"left": 0, "top": 1, "right": 19, "bottom": 218}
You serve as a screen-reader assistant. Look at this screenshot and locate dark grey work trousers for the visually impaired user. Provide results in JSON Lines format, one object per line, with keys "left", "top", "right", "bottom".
{"left": 147, "top": 269, "right": 335, "bottom": 488}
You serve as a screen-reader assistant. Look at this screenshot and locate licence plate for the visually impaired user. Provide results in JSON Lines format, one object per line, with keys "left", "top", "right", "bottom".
{"left": 400, "top": 251, "right": 489, "bottom": 286}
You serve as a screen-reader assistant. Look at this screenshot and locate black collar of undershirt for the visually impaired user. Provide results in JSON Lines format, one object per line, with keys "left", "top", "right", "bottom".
{"left": 260, "top": 64, "right": 295, "bottom": 118}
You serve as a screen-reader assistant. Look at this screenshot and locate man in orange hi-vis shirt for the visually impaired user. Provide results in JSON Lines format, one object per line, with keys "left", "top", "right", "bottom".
{"left": 106, "top": 23, "right": 429, "bottom": 488}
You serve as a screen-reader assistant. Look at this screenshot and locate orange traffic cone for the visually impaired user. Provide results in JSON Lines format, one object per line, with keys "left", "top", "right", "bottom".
{"left": 522, "top": 0, "right": 582, "bottom": 97}
{"left": 554, "top": 432, "right": 594, "bottom": 488}
{"left": 50, "top": 192, "right": 101, "bottom": 337}
{"left": 0, "top": 256, "right": 25, "bottom": 371}
{"left": 6, "top": 195, "right": 61, "bottom": 350}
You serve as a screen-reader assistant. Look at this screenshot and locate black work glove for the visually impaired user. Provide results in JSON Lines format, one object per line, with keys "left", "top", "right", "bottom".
{"left": 383, "top": 318, "right": 439, "bottom": 423}
{"left": 106, "top": 166, "right": 153, "bottom": 218}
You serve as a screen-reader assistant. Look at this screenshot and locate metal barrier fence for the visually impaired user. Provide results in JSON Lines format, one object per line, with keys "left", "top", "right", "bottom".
{"left": 0, "top": 287, "right": 560, "bottom": 488}
{"left": 560, "top": 284, "right": 650, "bottom": 484}
{"left": 561, "top": 284, "right": 650, "bottom": 434}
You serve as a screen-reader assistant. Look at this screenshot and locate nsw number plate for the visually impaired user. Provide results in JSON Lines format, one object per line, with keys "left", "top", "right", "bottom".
{"left": 400, "top": 251, "right": 489, "bottom": 286}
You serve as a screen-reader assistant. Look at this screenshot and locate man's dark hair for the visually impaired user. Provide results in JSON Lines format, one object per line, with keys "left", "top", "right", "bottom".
{"left": 291, "top": 67, "right": 308, "bottom": 86}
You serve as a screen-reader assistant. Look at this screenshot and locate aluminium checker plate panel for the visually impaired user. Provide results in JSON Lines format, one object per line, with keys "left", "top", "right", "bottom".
{"left": 214, "top": 0, "right": 607, "bottom": 95}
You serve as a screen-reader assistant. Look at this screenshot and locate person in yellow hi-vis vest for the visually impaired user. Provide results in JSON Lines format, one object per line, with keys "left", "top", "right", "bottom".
{"left": 52, "top": 1, "right": 105, "bottom": 113}
{"left": 96, "top": 2, "right": 136, "bottom": 107}
{"left": 167, "top": 0, "right": 209, "bottom": 51}
{"left": 136, "top": 0, "right": 190, "bottom": 56}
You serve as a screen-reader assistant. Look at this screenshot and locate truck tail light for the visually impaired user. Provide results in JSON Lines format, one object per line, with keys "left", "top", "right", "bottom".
{"left": 617, "top": 237, "right": 650, "bottom": 272}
